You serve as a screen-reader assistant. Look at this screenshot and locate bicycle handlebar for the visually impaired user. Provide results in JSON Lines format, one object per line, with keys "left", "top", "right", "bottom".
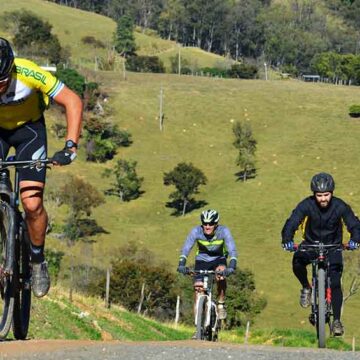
{"left": 185, "top": 268, "right": 223, "bottom": 276}
{"left": 290, "top": 243, "right": 352, "bottom": 252}
{"left": 0, "top": 158, "right": 54, "bottom": 169}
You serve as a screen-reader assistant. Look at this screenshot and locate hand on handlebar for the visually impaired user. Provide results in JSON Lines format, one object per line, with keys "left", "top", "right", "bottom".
{"left": 282, "top": 240, "right": 296, "bottom": 252}
{"left": 223, "top": 267, "right": 235, "bottom": 277}
{"left": 177, "top": 265, "right": 188, "bottom": 275}
{"left": 347, "top": 240, "right": 360, "bottom": 251}
{"left": 52, "top": 149, "right": 77, "bottom": 166}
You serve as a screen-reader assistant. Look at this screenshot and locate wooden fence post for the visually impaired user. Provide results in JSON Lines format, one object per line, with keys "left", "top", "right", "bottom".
{"left": 105, "top": 267, "right": 111, "bottom": 308}
{"left": 138, "top": 283, "right": 145, "bottom": 314}
{"left": 175, "top": 295, "right": 180, "bottom": 326}
{"left": 244, "top": 321, "right": 250, "bottom": 344}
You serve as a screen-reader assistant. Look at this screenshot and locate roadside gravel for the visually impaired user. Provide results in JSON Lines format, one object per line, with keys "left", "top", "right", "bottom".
{"left": 1, "top": 340, "right": 359, "bottom": 360}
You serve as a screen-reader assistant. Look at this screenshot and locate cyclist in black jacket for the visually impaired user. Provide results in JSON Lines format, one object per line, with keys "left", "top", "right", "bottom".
{"left": 281, "top": 173, "right": 360, "bottom": 336}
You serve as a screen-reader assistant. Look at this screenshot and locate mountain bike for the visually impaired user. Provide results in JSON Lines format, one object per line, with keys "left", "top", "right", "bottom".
{"left": 293, "top": 243, "right": 350, "bottom": 348}
{"left": 186, "top": 269, "right": 222, "bottom": 341}
{"left": 0, "top": 158, "right": 52, "bottom": 340}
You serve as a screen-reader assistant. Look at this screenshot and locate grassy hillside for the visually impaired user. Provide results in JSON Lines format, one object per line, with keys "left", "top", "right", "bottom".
{"left": 25, "top": 286, "right": 191, "bottom": 341}
{"left": 44, "top": 71, "right": 360, "bottom": 343}
{"left": 1, "top": 0, "right": 360, "bottom": 346}
{"left": 22, "top": 287, "right": 354, "bottom": 350}
{"left": 0, "top": 0, "right": 231, "bottom": 71}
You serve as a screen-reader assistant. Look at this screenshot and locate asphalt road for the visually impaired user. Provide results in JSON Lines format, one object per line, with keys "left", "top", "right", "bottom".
{"left": 1, "top": 341, "right": 360, "bottom": 360}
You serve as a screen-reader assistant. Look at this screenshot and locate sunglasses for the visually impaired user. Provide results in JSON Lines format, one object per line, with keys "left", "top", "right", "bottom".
{"left": 202, "top": 222, "right": 216, "bottom": 226}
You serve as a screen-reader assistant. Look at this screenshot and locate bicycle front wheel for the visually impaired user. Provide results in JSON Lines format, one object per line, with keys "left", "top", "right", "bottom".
{"left": 12, "top": 221, "right": 31, "bottom": 340}
{"left": 196, "top": 296, "right": 207, "bottom": 340}
{"left": 0, "top": 201, "right": 16, "bottom": 339}
{"left": 317, "top": 268, "right": 326, "bottom": 348}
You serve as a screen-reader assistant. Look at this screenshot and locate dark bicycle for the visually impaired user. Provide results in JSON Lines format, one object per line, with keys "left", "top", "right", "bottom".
{"left": 294, "top": 242, "right": 349, "bottom": 348}
{"left": 186, "top": 268, "right": 222, "bottom": 341}
{"left": 0, "top": 157, "right": 52, "bottom": 340}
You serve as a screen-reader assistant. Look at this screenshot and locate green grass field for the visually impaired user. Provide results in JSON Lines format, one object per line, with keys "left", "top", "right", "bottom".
{"left": 1, "top": 0, "right": 360, "bottom": 346}
{"left": 50, "top": 72, "right": 360, "bottom": 343}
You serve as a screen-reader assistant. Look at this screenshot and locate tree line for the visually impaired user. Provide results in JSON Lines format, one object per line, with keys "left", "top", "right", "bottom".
{"left": 47, "top": 0, "right": 360, "bottom": 74}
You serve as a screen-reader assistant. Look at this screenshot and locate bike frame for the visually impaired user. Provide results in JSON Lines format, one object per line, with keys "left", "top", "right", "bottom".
{"left": 296, "top": 243, "right": 344, "bottom": 348}
{"left": 0, "top": 158, "right": 52, "bottom": 339}
{"left": 194, "top": 271, "right": 219, "bottom": 332}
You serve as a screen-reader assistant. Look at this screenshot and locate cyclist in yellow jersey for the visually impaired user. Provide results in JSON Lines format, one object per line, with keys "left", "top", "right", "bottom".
{"left": 0, "top": 38, "right": 83, "bottom": 297}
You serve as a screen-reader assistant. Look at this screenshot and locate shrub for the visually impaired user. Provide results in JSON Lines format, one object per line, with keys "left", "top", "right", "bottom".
{"left": 349, "top": 105, "right": 360, "bottom": 118}
{"left": 56, "top": 68, "right": 85, "bottom": 97}
{"left": 228, "top": 64, "right": 258, "bottom": 79}
{"left": 201, "top": 67, "right": 227, "bottom": 78}
{"left": 126, "top": 55, "right": 165, "bottom": 73}
{"left": 86, "top": 137, "right": 117, "bottom": 162}
{"left": 89, "top": 243, "right": 178, "bottom": 321}
{"left": 81, "top": 36, "right": 105, "bottom": 48}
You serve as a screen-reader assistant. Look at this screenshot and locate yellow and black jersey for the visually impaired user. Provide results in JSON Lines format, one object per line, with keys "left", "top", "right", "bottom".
{"left": 0, "top": 58, "right": 64, "bottom": 130}
{"left": 282, "top": 196, "right": 360, "bottom": 244}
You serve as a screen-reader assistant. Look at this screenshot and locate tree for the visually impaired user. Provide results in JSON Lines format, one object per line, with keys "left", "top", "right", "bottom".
{"left": 233, "top": 121, "right": 257, "bottom": 181}
{"left": 3, "top": 10, "right": 68, "bottom": 64}
{"left": 102, "top": 159, "right": 143, "bottom": 201}
{"left": 163, "top": 162, "right": 207, "bottom": 216}
{"left": 60, "top": 175, "right": 105, "bottom": 223}
{"left": 59, "top": 175, "right": 105, "bottom": 300}
{"left": 114, "top": 15, "right": 136, "bottom": 56}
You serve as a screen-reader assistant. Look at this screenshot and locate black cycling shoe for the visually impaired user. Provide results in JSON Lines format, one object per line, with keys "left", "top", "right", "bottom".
{"left": 332, "top": 320, "right": 344, "bottom": 336}
{"left": 31, "top": 261, "right": 50, "bottom": 298}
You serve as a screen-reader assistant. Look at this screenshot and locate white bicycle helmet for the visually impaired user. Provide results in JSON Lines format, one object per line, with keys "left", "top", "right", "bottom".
{"left": 201, "top": 209, "right": 219, "bottom": 224}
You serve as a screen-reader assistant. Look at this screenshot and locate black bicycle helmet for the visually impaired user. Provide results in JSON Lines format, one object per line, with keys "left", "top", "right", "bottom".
{"left": 0, "top": 38, "right": 14, "bottom": 81}
{"left": 201, "top": 209, "right": 220, "bottom": 224}
{"left": 310, "top": 173, "right": 335, "bottom": 192}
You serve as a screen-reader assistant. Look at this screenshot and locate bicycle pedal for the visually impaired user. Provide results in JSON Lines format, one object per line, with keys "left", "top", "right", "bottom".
{"left": 308, "top": 314, "right": 316, "bottom": 326}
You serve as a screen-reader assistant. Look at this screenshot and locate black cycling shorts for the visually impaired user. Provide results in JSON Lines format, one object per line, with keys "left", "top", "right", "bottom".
{"left": 0, "top": 117, "right": 47, "bottom": 183}
{"left": 194, "top": 258, "right": 227, "bottom": 283}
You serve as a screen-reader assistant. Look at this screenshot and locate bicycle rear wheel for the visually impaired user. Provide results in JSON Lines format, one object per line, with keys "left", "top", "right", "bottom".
{"left": 0, "top": 201, "right": 16, "bottom": 339}
{"left": 196, "top": 296, "right": 207, "bottom": 340}
{"left": 12, "top": 221, "right": 31, "bottom": 339}
{"left": 317, "top": 268, "right": 326, "bottom": 348}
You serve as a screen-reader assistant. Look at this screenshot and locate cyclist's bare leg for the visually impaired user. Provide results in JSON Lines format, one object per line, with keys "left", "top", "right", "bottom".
{"left": 216, "top": 265, "right": 226, "bottom": 302}
{"left": 193, "top": 282, "right": 204, "bottom": 316}
{"left": 20, "top": 181, "right": 50, "bottom": 297}
{"left": 20, "top": 181, "right": 47, "bottom": 248}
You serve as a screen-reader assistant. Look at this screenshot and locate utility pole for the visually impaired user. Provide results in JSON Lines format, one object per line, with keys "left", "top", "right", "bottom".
{"left": 122, "top": 57, "right": 127, "bottom": 81}
{"left": 159, "top": 86, "right": 164, "bottom": 131}
{"left": 178, "top": 45, "right": 181, "bottom": 75}
{"left": 264, "top": 62, "right": 268, "bottom": 81}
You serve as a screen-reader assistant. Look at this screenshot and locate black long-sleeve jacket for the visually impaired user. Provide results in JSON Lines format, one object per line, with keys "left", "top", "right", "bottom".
{"left": 282, "top": 196, "right": 360, "bottom": 244}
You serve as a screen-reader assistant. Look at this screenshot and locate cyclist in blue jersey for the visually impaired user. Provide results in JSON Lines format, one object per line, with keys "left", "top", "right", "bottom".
{"left": 0, "top": 38, "right": 82, "bottom": 298}
{"left": 177, "top": 209, "right": 238, "bottom": 320}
